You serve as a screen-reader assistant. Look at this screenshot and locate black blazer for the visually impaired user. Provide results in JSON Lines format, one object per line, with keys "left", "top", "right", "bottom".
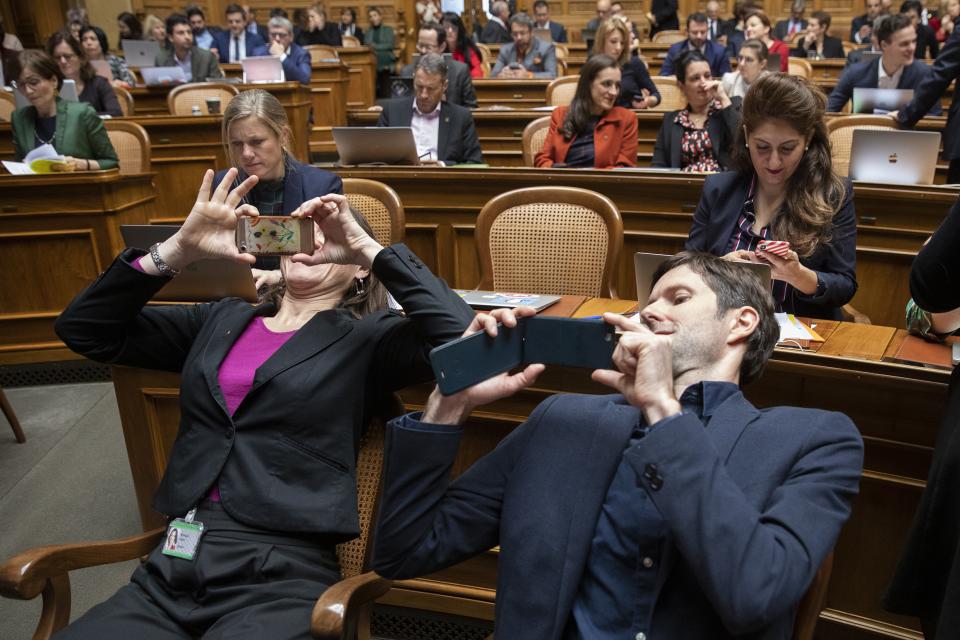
{"left": 547, "top": 21, "right": 568, "bottom": 43}
{"left": 53, "top": 245, "right": 474, "bottom": 537}
{"left": 850, "top": 14, "right": 872, "bottom": 43}
{"left": 650, "top": 0, "right": 679, "bottom": 33}
{"left": 827, "top": 57, "right": 942, "bottom": 115}
{"left": 684, "top": 171, "right": 858, "bottom": 320}
{"left": 790, "top": 35, "right": 845, "bottom": 59}
{"left": 480, "top": 19, "right": 511, "bottom": 44}
{"left": 377, "top": 98, "right": 483, "bottom": 165}
{"left": 916, "top": 23, "right": 940, "bottom": 60}
{"left": 899, "top": 27, "right": 960, "bottom": 161}
{"left": 617, "top": 57, "right": 661, "bottom": 108}
{"left": 651, "top": 100, "right": 741, "bottom": 170}
{"left": 400, "top": 59, "right": 478, "bottom": 107}
{"left": 296, "top": 23, "right": 343, "bottom": 47}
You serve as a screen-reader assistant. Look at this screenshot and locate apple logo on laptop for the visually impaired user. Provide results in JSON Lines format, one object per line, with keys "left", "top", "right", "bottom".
{"left": 888, "top": 153, "right": 898, "bottom": 163}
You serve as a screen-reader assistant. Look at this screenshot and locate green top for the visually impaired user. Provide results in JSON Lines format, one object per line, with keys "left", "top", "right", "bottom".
{"left": 11, "top": 96, "right": 119, "bottom": 170}
{"left": 366, "top": 24, "right": 397, "bottom": 70}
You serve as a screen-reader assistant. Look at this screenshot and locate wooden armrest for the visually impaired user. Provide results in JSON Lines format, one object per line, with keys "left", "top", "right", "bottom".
{"left": 0, "top": 528, "right": 164, "bottom": 601}
{"left": 310, "top": 571, "right": 393, "bottom": 640}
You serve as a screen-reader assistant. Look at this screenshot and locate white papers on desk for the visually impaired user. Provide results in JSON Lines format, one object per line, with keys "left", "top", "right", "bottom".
{"left": 776, "top": 313, "right": 815, "bottom": 342}
{"left": 1, "top": 144, "right": 66, "bottom": 175}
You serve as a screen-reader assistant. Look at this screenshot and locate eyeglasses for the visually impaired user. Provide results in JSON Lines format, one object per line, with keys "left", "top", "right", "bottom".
{"left": 417, "top": 42, "right": 439, "bottom": 51}
{"left": 269, "top": 31, "right": 290, "bottom": 39}
{"left": 54, "top": 53, "right": 77, "bottom": 61}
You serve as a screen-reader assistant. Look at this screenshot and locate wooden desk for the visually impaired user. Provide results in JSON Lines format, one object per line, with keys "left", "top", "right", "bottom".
{"left": 109, "top": 307, "right": 944, "bottom": 640}
{"left": 332, "top": 166, "right": 960, "bottom": 329}
{"left": 335, "top": 47, "right": 377, "bottom": 109}
{"left": 0, "top": 171, "right": 156, "bottom": 365}
{"left": 473, "top": 78, "right": 552, "bottom": 108}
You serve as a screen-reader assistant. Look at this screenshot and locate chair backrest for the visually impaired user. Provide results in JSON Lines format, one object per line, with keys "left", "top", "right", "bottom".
{"left": 476, "top": 42, "right": 493, "bottom": 66}
{"left": 341, "top": 35, "right": 361, "bottom": 47}
{"left": 521, "top": 115, "right": 552, "bottom": 166}
{"left": 652, "top": 29, "right": 685, "bottom": 44}
{"left": 651, "top": 76, "right": 686, "bottom": 110}
{"left": 334, "top": 394, "right": 403, "bottom": 578}
{"left": 306, "top": 45, "right": 340, "bottom": 62}
{"left": 475, "top": 186, "right": 623, "bottom": 297}
{"left": 167, "top": 82, "right": 239, "bottom": 116}
{"left": 0, "top": 90, "right": 14, "bottom": 122}
{"left": 553, "top": 43, "right": 569, "bottom": 60}
{"left": 104, "top": 120, "right": 151, "bottom": 174}
{"left": 545, "top": 75, "right": 578, "bottom": 106}
{"left": 114, "top": 86, "right": 134, "bottom": 117}
{"left": 343, "top": 178, "right": 406, "bottom": 246}
{"left": 787, "top": 57, "right": 812, "bottom": 79}
{"left": 792, "top": 552, "right": 834, "bottom": 640}
{"left": 826, "top": 115, "right": 898, "bottom": 177}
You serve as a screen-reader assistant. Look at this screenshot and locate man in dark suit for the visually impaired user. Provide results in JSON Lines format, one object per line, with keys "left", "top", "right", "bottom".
{"left": 265, "top": 15, "right": 311, "bottom": 84}
{"left": 533, "top": 0, "right": 568, "bottom": 42}
{"left": 828, "top": 14, "right": 942, "bottom": 114}
{"left": 649, "top": 0, "right": 679, "bottom": 34}
{"left": 661, "top": 12, "right": 731, "bottom": 77}
{"left": 791, "top": 10, "right": 845, "bottom": 58}
{"left": 585, "top": 0, "right": 613, "bottom": 31}
{"left": 377, "top": 53, "right": 483, "bottom": 165}
{"left": 895, "top": 27, "right": 960, "bottom": 182}
{"left": 851, "top": 0, "right": 884, "bottom": 42}
{"left": 243, "top": 4, "right": 270, "bottom": 42}
{"left": 156, "top": 13, "right": 224, "bottom": 82}
{"left": 481, "top": 0, "right": 512, "bottom": 43}
{"left": 372, "top": 253, "right": 863, "bottom": 639}
{"left": 773, "top": 0, "right": 808, "bottom": 41}
{"left": 400, "top": 22, "right": 477, "bottom": 107}
{"left": 213, "top": 2, "right": 268, "bottom": 63}
{"left": 902, "top": 0, "right": 940, "bottom": 58}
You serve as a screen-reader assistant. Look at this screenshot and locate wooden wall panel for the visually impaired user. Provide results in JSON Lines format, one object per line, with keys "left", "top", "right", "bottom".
{"left": 0, "top": 230, "right": 101, "bottom": 314}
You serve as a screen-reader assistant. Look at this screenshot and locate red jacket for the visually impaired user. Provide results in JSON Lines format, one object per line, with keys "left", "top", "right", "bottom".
{"left": 769, "top": 39, "right": 790, "bottom": 72}
{"left": 535, "top": 105, "right": 638, "bottom": 168}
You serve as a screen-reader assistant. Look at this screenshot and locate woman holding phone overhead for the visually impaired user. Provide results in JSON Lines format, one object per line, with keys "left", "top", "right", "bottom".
{"left": 684, "top": 73, "right": 857, "bottom": 320}
{"left": 49, "top": 171, "right": 474, "bottom": 637}
{"left": 651, "top": 50, "right": 739, "bottom": 171}
{"left": 535, "top": 54, "right": 637, "bottom": 168}
{"left": 592, "top": 18, "right": 660, "bottom": 109}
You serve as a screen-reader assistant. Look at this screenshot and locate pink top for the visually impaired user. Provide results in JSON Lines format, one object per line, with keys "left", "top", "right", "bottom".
{"left": 133, "top": 255, "right": 295, "bottom": 502}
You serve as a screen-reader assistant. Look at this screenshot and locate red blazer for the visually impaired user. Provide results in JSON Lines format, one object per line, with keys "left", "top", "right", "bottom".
{"left": 535, "top": 105, "right": 638, "bottom": 168}
{"left": 769, "top": 39, "right": 790, "bottom": 72}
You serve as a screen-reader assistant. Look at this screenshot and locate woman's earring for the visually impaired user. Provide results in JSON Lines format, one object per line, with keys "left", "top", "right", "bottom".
{"left": 353, "top": 277, "right": 366, "bottom": 296}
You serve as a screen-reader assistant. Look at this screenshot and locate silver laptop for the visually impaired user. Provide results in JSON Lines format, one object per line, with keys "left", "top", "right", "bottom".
{"left": 242, "top": 56, "right": 285, "bottom": 83}
{"left": 13, "top": 79, "right": 76, "bottom": 109}
{"left": 849, "top": 129, "right": 941, "bottom": 185}
{"left": 852, "top": 87, "right": 914, "bottom": 114}
{"left": 454, "top": 289, "right": 561, "bottom": 311}
{"left": 140, "top": 66, "right": 188, "bottom": 87}
{"left": 634, "top": 252, "right": 772, "bottom": 309}
{"left": 534, "top": 27, "right": 553, "bottom": 42}
{"left": 332, "top": 127, "right": 421, "bottom": 165}
{"left": 121, "top": 39, "right": 161, "bottom": 68}
{"left": 121, "top": 225, "right": 258, "bottom": 303}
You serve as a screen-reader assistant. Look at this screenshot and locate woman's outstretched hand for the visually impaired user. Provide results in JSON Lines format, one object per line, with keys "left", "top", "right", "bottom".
{"left": 289, "top": 193, "right": 384, "bottom": 269}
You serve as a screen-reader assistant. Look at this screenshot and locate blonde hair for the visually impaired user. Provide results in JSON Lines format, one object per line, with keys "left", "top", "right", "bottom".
{"left": 592, "top": 18, "right": 631, "bottom": 65}
{"left": 221, "top": 89, "right": 293, "bottom": 166}
{"left": 143, "top": 14, "right": 165, "bottom": 41}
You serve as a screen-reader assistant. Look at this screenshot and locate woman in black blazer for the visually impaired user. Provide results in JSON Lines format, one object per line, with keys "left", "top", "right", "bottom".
{"left": 685, "top": 73, "right": 857, "bottom": 320}
{"left": 50, "top": 168, "right": 474, "bottom": 638}
{"left": 591, "top": 18, "right": 661, "bottom": 109}
{"left": 651, "top": 49, "right": 740, "bottom": 171}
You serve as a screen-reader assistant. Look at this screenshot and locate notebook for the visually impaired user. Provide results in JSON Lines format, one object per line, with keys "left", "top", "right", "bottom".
{"left": 454, "top": 290, "right": 562, "bottom": 312}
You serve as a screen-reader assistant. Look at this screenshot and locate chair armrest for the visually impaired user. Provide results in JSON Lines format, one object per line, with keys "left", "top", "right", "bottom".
{"left": 0, "top": 528, "right": 164, "bottom": 601}
{"left": 311, "top": 571, "right": 393, "bottom": 640}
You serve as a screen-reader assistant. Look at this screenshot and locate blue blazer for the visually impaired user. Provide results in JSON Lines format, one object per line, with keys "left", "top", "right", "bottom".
{"left": 281, "top": 42, "right": 312, "bottom": 85}
{"left": 899, "top": 27, "right": 960, "bottom": 161}
{"left": 213, "top": 158, "right": 342, "bottom": 214}
{"left": 212, "top": 30, "right": 268, "bottom": 63}
{"left": 661, "top": 39, "right": 730, "bottom": 78}
{"left": 547, "top": 21, "right": 568, "bottom": 43}
{"left": 373, "top": 391, "right": 863, "bottom": 639}
{"left": 827, "top": 57, "right": 942, "bottom": 115}
{"left": 685, "top": 171, "right": 858, "bottom": 320}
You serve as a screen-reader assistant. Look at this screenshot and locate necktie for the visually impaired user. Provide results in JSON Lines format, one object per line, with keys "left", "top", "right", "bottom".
{"left": 232, "top": 36, "right": 239, "bottom": 62}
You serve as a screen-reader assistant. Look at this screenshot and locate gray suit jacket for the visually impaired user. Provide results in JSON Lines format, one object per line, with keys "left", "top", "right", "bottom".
{"left": 400, "top": 59, "right": 478, "bottom": 108}
{"left": 155, "top": 46, "right": 223, "bottom": 82}
{"left": 491, "top": 38, "right": 557, "bottom": 79}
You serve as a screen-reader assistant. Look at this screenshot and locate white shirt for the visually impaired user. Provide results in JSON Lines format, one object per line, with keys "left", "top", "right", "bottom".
{"left": 410, "top": 99, "right": 441, "bottom": 161}
{"left": 877, "top": 59, "right": 905, "bottom": 89}
{"left": 230, "top": 31, "right": 247, "bottom": 62}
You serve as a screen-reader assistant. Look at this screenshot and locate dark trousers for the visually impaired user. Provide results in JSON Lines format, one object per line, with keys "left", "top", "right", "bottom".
{"left": 950, "top": 158, "right": 960, "bottom": 185}
{"left": 54, "top": 502, "right": 340, "bottom": 640}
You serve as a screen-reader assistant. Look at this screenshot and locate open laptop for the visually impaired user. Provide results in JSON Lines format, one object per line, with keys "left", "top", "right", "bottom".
{"left": 242, "top": 56, "right": 285, "bottom": 83}
{"left": 634, "top": 252, "right": 772, "bottom": 309}
{"left": 332, "top": 127, "right": 421, "bottom": 165}
{"left": 140, "top": 66, "right": 188, "bottom": 87}
{"left": 120, "top": 225, "right": 258, "bottom": 303}
{"left": 454, "top": 290, "right": 561, "bottom": 311}
{"left": 852, "top": 87, "right": 914, "bottom": 114}
{"left": 121, "top": 39, "right": 161, "bottom": 68}
{"left": 849, "top": 129, "right": 941, "bottom": 185}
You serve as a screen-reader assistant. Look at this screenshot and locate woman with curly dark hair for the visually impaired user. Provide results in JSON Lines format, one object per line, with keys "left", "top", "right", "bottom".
{"left": 442, "top": 12, "right": 483, "bottom": 78}
{"left": 685, "top": 72, "right": 856, "bottom": 320}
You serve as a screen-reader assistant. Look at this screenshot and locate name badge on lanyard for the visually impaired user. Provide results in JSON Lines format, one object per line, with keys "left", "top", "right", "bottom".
{"left": 162, "top": 507, "right": 205, "bottom": 561}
